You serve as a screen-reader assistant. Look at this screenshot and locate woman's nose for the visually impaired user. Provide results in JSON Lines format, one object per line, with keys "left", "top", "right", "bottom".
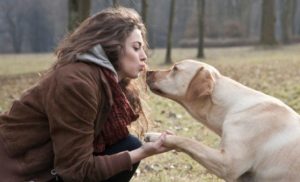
{"left": 140, "top": 50, "right": 148, "bottom": 62}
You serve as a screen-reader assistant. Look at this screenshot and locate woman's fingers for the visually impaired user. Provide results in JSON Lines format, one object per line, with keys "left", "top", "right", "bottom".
{"left": 143, "top": 131, "right": 175, "bottom": 153}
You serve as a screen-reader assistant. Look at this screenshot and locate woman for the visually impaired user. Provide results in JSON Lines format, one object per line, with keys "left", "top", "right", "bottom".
{"left": 0, "top": 7, "right": 169, "bottom": 182}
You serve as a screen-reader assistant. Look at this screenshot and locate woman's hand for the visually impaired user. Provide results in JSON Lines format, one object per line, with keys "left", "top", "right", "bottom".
{"left": 129, "top": 132, "right": 172, "bottom": 164}
{"left": 141, "top": 132, "right": 171, "bottom": 156}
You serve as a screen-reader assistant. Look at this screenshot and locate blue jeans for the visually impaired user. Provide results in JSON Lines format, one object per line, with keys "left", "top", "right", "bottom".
{"left": 101, "top": 134, "right": 142, "bottom": 182}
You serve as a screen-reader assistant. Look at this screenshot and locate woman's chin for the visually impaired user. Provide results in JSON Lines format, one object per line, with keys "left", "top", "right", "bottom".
{"left": 131, "top": 72, "right": 141, "bottom": 79}
{"left": 125, "top": 74, "right": 139, "bottom": 80}
{"left": 125, "top": 70, "right": 143, "bottom": 79}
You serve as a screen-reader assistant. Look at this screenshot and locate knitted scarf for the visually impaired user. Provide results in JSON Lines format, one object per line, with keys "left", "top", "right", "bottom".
{"left": 93, "top": 69, "right": 139, "bottom": 153}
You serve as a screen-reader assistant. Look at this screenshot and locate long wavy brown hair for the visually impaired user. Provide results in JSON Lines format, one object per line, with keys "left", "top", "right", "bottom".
{"left": 52, "top": 7, "right": 149, "bottom": 136}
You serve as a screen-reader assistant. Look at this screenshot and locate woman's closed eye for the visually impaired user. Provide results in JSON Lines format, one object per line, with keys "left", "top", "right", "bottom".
{"left": 133, "top": 46, "right": 141, "bottom": 51}
{"left": 132, "top": 41, "right": 143, "bottom": 51}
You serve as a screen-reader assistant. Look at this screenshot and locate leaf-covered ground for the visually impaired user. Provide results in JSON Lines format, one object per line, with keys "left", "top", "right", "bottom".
{"left": 0, "top": 45, "right": 299, "bottom": 181}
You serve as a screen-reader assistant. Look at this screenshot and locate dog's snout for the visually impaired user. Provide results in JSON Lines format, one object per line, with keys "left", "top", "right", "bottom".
{"left": 146, "top": 71, "right": 155, "bottom": 84}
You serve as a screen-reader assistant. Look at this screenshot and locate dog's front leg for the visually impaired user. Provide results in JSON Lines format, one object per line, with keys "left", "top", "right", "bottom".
{"left": 145, "top": 133, "right": 233, "bottom": 180}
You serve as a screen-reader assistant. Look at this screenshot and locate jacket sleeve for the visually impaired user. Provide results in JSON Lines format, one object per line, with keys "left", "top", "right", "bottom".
{"left": 45, "top": 69, "right": 132, "bottom": 182}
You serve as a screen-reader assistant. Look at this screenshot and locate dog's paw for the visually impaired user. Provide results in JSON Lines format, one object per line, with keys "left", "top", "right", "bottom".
{"left": 144, "top": 132, "right": 162, "bottom": 142}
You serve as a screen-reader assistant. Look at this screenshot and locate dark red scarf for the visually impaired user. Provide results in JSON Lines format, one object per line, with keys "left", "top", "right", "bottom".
{"left": 93, "top": 69, "right": 139, "bottom": 153}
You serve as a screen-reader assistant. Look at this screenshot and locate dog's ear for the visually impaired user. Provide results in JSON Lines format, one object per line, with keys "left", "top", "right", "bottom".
{"left": 186, "top": 67, "right": 214, "bottom": 100}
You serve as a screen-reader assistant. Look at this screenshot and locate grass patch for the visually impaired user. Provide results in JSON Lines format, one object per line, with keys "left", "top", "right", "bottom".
{"left": 0, "top": 53, "right": 53, "bottom": 75}
{"left": 0, "top": 44, "right": 300, "bottom": 181}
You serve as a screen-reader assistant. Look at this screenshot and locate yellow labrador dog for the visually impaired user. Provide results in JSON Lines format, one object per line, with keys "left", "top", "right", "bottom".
{"left": 145, "top": 59, "right": 300, "bottom": 182}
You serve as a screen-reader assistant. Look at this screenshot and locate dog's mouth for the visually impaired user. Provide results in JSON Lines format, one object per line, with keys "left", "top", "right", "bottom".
{"left": 149, "top": 87, "right": 165, "bottom": 95}
{"left": 147, "top": 82, "right": 165, "bottom": 96}
{"left": 146, "top": 79, "right": 161, "bottom": 93}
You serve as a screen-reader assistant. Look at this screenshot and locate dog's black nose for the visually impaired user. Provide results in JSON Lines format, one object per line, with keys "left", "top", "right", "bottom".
{"left": 146, "top": 71, "right": 154, "bottom": 79}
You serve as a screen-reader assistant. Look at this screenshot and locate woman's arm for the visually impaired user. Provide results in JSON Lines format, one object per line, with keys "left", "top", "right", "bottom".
{"left": 46, "top": 67, "right": 132, "bottom": 182}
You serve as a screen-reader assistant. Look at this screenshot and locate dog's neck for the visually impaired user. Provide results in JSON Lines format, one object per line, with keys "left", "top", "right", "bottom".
{"left": 213, "top": 76, "right": 269, "bottom": 109}
{"left": 208, "top": 76, "right": 271, "bottom": 135}
{"left": 181, "top": 94, "right": 223, "bottom": 135}
{"left": 182, "top": 76, "right": 269, "bottom": 136}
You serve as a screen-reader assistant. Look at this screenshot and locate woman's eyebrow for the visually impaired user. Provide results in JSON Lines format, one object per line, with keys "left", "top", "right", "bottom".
{"left": 132, "top": 41, "right": 142, "bottom": 47}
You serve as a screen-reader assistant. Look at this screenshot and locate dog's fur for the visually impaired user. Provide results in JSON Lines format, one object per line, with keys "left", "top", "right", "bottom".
{"left": 145, "top": 59, "right": 300, "bottom": 182}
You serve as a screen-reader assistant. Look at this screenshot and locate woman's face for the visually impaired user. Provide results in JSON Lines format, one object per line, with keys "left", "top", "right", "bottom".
{"left": 118, "top": 28, "right": 147, "bottom": 81}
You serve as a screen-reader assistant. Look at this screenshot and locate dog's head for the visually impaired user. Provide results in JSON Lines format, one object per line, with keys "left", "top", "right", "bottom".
{"left": 146, "top": 59, "right": 220, "bottom": 103}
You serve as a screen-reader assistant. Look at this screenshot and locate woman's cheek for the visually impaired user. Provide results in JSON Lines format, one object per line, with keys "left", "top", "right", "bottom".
{"left": 128, "top": 59, "right": 139, "bottom": 70}
{"left": 124, "top": 63, "right": 137, "bottom": 77}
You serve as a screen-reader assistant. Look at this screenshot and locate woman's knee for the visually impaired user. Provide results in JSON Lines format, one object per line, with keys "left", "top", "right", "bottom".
{"left": 125, "top": 134, "right": 142, "bottom": 151}
{"left": 103, "top": 134, "right": 142, "bottom": 155}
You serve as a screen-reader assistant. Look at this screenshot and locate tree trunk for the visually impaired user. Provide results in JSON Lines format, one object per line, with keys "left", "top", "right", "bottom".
{"left": 5, "top": 11, "right": 23, "bottom": 53}
{"left": 291, "top": 0, "right": 298, "bottom": 35}
{"left": 197, "top": 0, "right": 205, "bottom": 58}
{"left": 141, "top": 0, "right": 148, "bottom": 24}
{"left": 165, "top": 0, "right": 176, "bottom": 64}
{"left": 1, "top": 2, "right": 24, "bottom": 53}
{"left": 112, "top": 0, "right": 119, "bottom": 8}
{"left": 141, "top": 0, "right": 153, "bottom": 48}
{"left": 68, "top": 0, "right": 91, "bottom": 32}
{"left": 281, "top": 0, "right": 295, "bottom": 43}
{"left": 240, "top": 0, "right": 252, "bottom": 38}
{"left": 11, "top": 23, "right": 23, "bottom": 53}
{"left": 79, "top": 0, "right": 90, "bottom": 22}
{"left": 260, "top": 0, "right": 277, "bottom": 45}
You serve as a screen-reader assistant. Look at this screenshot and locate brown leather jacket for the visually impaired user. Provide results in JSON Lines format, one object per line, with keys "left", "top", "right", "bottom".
{"left": 0, "top": 62, "right": 132, "bottom": 181}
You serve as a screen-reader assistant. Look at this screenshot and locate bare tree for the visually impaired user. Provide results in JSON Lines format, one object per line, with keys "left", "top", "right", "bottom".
{"left": 240, "top": 0, "right": 253, "bottom": 38}
{"left": 0, "top": 0, "right": 27, "bottom": 53}
{"left": 27, "top": 1, "right": 54, "bottom": 52}
{"left": 260, "top": 0, "right": 277, "bottom": 45}
{"left": 197, "top": 0, "right": 205, "bottom": 58}
{"left": 165, "top": 0, "right": 176, "bottom": 64}
{"left": 141, "top": 0, "right": 148, "bottom": 25}
{"left": 281, "top": 0, "right": 297, "bottom": 43}
{"left": 292, "top": 0, "right": 299, "bottom": 35}
{"left": 68, "top": 0, "right": 91, "bottom": 31}
{"left": 112, "top": 0, "right": 119, "bottom": 8}
{"left": 141, "top": 0, "right": 152, "bottom": 47}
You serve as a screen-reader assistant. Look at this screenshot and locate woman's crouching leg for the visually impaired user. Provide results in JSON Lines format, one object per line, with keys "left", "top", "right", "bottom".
{"left": 101, "top": 134, "right": 142, "bottom": 182}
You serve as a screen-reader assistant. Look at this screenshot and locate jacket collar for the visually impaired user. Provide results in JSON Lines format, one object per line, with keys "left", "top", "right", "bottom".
{"left": 76, "top": 44, "right": 118, "bottom": 80}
